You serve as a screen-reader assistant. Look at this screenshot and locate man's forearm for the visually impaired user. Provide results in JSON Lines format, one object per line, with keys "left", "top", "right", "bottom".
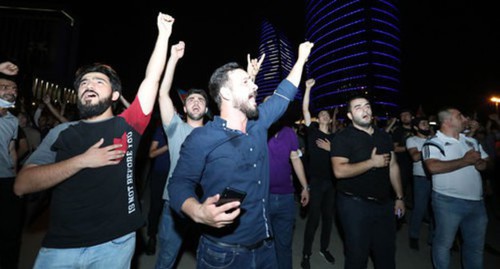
{"left": 14, "top": 157, "right": 83, "bottom": 196}
{"left": 181, "top": 197, "right": 203, "bottom": 223}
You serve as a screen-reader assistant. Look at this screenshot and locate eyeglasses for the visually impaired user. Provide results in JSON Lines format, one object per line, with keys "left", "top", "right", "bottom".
{"left": 0, "top": 84, "right": 17, "bottom": 91}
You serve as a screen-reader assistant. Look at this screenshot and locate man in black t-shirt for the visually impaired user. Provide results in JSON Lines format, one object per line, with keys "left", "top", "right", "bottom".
{"left": 14, "top": 13, "right": 175, "bottom": 269}
{"left": 331, "top": 95, "right": 405, "bottom": 269}
{"left": 300, "top": 78, "right": 336, "bottom": 268}
{"left": 390, "top": 109, "right": 414, "bottom": 208}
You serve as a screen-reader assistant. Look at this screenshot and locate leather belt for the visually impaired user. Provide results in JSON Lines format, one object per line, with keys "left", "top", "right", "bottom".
{"left": 340, "top": 191, "right": 381, "bottom": 203}
{"left": 204, "top": 236, "right": 273, "bottom": 251}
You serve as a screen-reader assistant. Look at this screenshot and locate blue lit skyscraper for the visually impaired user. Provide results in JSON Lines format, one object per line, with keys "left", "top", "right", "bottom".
{"left": 305, "top": 0, "right": 401, "bottom": 117}
{"left": 255, "top": 19, "right": 301, "bottom": 103}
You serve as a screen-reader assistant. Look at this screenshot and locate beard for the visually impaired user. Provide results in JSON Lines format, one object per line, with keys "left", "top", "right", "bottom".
{"left": 77, "top": 95, "right": 113, "bottom": 119}
{"left": 233, "top": 97, "right": 259, "bottom": 119}
{"left": 186, "top": 110, "right": 204, "bottom": 121}
{"left": 239, "top": 102, "right": 259, "bottom": 119}
{"left": 418, "top": 128, "right": 431, "bottom": 136}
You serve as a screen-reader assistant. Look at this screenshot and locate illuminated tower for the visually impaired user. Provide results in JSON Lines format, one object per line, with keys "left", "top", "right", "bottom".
{"left": 305, "top": 0, "right": 401, "bottom": 117}
{"left": 255, "top": 19, "right": 300, "bottom": 103}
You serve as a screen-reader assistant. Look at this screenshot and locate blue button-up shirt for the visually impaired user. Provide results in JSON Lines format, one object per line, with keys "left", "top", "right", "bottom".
{"left": 168, "top": 79, "right": 297, "bottom": 245}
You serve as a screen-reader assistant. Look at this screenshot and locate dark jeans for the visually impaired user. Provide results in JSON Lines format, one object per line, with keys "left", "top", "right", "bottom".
{"left": 337, "top": 191, "right": 396, "bottom": 269}
{"left": 269, "top": 193, "right": 295, "bottom": 269}
{"left": 408, "top": 175, "right": 433, "bottom": 242}
{"left": 196, "top": 236, "right": 277, "bottom": 269}
{"left": 147, "top": 170, "right": 168, "bottom": 237}
{"left": 302, "top": 178, "right": 335, "bottom": 255}
{"left": 0, "top": 178, "right": 25, "bottom": 269}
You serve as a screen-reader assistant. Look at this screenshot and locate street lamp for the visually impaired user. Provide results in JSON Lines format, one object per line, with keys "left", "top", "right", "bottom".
{"left": 490, "top": 96, "right": 500, "bottom": 113}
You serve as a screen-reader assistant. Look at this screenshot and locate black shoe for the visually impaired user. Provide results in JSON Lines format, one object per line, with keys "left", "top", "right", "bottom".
{"left": 145, "top": 237, "right": 156, "bottom": 255}
{"left": 300, "top": 254, "right": 310, "bottom": 269}
{"left": 409, "top": 237, "right": 419, "bottom": 250}
{"left": 319, "top": 249, "right": 336, "bottom": 264}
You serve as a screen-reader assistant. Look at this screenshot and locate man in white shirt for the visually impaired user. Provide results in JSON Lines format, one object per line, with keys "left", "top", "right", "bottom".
{"left": 423, "top": 107, "right": 489, "bottom": 269}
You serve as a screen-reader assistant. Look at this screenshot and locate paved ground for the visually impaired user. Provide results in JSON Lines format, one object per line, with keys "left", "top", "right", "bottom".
{"left": 19, "top": 194, "right": 500, "bottom": 269}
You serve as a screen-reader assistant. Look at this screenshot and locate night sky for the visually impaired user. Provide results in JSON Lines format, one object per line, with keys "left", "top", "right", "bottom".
{"left": 8, "top": 0, "right": 500, "bottom": 119}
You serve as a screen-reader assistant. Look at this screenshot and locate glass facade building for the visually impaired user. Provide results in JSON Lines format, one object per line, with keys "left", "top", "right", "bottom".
{"left": 255, "top": 19, "right": 298, "bottom": 104}
{"left": 304, "top": 0, "right": 401, "bottom": 117}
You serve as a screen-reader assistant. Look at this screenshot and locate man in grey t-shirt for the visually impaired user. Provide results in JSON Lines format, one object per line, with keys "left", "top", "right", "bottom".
{"left": 154, "top": 41, "right": 209, "bottom": 269}
{"left": 0, "top": 61, "right": 22, "bottom": 269}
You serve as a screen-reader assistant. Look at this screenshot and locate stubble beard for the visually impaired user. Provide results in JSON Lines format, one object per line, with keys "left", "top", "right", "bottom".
{"left": 238, "top": 102, "right": 259, "bottom": 119}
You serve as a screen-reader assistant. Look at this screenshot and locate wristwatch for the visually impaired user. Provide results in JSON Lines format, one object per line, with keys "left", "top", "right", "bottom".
{"left": 395, "top": 196, "right": 404, "bottom": 201}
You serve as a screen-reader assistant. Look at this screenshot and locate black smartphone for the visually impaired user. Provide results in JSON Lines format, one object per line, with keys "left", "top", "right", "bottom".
{"left": 215, "top": 187, "right": 247, "bottom": 207}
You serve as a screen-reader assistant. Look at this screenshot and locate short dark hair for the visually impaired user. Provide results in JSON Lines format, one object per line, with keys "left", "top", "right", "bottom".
{"left": 346, "top": 93, "right": 370, "bottom": 113}
{"left": 184, "top": 88, "right": 208, "bottom": 105}
{"left": 73, "top": 63, "right": 122, "bottom": 94}
{"left": 411, "top": 117, "right": 428, "bottom": 128}
{"left": 208, "top": 62, "right": 242, "bottom": 108}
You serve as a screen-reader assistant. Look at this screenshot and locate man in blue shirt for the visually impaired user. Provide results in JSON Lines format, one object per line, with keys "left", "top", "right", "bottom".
{"left": 168, "top": 41, "right": 313, "bottom": 269}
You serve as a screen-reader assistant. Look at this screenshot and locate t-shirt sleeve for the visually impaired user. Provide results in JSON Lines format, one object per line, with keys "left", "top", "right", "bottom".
{"left": 24, "top": 122, "right": 72, "bottom": 165}
{"left": 119, "top": 95, "right": 151, "bottom": 135}
{"left": 422, "top": 139, "right": 443, "bottom": 160}
{"left": 331, "top": 133, "right": 349, "bottom": 158}
{"left": 406, "top": 137, "right": 417, "bottom": 150}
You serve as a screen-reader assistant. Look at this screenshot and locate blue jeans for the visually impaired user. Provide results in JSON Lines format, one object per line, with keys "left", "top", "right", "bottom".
{"left": 155, "top": 200, "right": 186, "bottom": 269}
{"left": 409, "top": 175, "right": 432, "bottom": 242}
{"left": 33, "top": 232, "right": 135, "bottom": 269}
{"left": 337, "top": 192, "right": 396, "bottom": 269}
{"left": 196, "top": 236, "right": 277, "bottom": 269}
{"left": 269, "top": 193, "right": 296, "bottom": 269}
{"left": 431, "top": 192, "right": 488, "bottom": 269}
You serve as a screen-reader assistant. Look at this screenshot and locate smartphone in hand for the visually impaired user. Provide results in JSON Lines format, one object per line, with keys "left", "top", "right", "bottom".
{"left": 215, "top": 187, "right": 247, "bottom": 211}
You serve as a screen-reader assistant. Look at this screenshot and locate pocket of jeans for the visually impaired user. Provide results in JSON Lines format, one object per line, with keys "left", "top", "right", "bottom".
{"left": 200, "top": 246, "right": 236, "bottom": 268}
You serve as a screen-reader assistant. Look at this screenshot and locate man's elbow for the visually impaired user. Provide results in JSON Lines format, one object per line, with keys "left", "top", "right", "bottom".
{"left": 333, "top": 167, "right": 347, "bottom": 179}
{"left": 13, "top": 176, "right": 26, "bottom": 196}
{"left": 14, "top": 166, "right": 36, "bottom": 196}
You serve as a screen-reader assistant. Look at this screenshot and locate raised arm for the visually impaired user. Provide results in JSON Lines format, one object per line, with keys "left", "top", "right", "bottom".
{"left": 119, "top": 95, "right": 131, "bottom": 108}
{"left": 42, "top": 95, "right": 68, "bottom": 123}
{"left": 0, "top": 61, "right": 18, "bottom": 75}
{"left": 385, "top": 117, "right": 397, "bottom": 133}
{"left": 136, "top": 12, "right": 174, "bottom": 115}
{"left": 331, "top": 106, "right": 338, "bottom": 133}
{"left": 247, "top": 53, "right": 265, "bottom": 82}
{"left": 158, "top": 41, "right": 185, "bottom": 125}
{"left": 286, "top": 41, "right": 313, "bottom": 87}
{"left": 302, "top": 78, "right": 315, "bottom": 126}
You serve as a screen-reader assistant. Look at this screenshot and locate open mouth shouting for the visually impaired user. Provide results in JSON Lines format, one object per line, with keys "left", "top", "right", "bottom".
{"left": 248, "top": 92, "right": 257, "bottom": 107}
{"left": 81, "top": 90, "right": 99, "bottom": 101}
{"left": 191, "top": 105, "right": 200, "bottom": 113}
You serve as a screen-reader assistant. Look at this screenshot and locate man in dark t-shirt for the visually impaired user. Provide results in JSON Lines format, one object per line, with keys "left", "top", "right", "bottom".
{"left": 300, "top": 78, "right": 336, "bottom": 268}
{"left": 390, "top": 109, "right": 414, "bottom": 207}
{"left": 331, "top": 95, "right": 405, "bottom": 269}
{"left": 14, "top": 13, "right": 174, "bottom": 268}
